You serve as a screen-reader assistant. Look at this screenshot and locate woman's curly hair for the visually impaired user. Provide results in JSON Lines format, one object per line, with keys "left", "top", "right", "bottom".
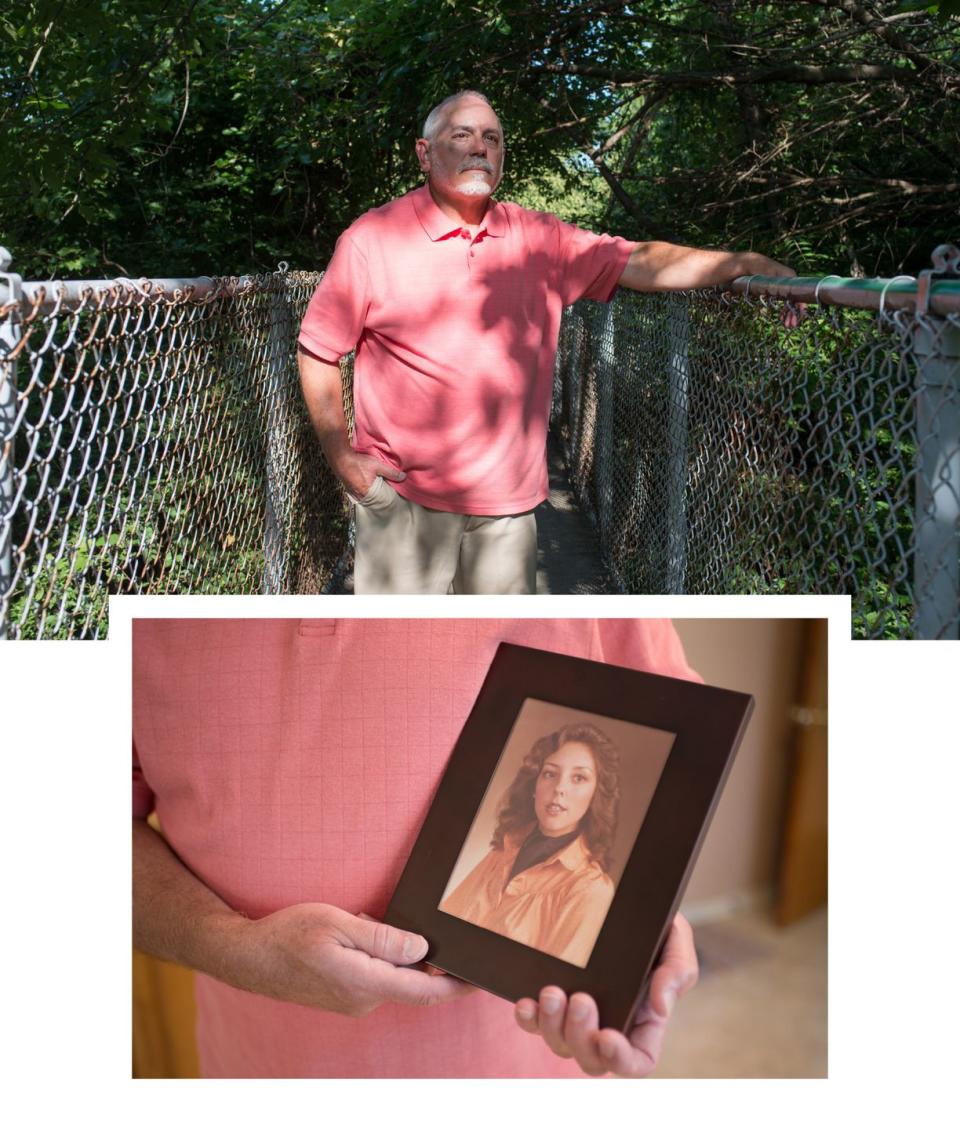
{"left": 491, "top": 722, "right": 620, "bottom": 875}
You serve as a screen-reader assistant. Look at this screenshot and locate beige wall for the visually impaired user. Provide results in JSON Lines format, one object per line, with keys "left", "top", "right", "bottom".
{"left": 672, "top": 618, "right": 808, "bottom": 915}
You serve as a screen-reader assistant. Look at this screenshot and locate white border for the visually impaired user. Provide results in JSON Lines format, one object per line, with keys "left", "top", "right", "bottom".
{"left": 110, "top": 590, "right": 850, "bottom": 622}
{"left": 4, "top": 590, "right": 956, "bottom": 1125}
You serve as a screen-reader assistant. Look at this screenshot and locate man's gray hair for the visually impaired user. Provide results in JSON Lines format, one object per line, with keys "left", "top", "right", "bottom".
{"left": 421, "top": 90, "right": 496, "bottom": 142}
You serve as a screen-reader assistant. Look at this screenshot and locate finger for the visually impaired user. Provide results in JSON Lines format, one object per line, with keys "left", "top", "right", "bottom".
{"left": 562, "top": 992, "right": 608, "bottom": 1076}
{"left": 347, "top": 948, "right": 474, "bottom": 1011}
{"left": 641, "top": 912, "right": 695, "bottom": 1020}
{"left": 537, "top": 987, "right": 574, "bottom": 1058}
{"left": 337, "top": 910, "right": 429, "bottom": 967}
{"left": 355, "top": 912, "right": 445, "bottom": 975}
{"left": 515, "top": 997, "right": 539, "bottom": 1034}
{"left": 376, "top": 463, "right": 406, "bottom": 482}
{"left": 647, "top": 914, "right": 699, "bottom": 1019}
{"left": 595, "top": 1018, "right": 666, "bottom": 1078}
{"left": 779, "top": 303, "right": 802, "bottom": 329}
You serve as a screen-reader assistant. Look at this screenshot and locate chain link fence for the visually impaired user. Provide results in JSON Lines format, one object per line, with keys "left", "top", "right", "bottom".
{"left": 3, "top": 250, "right": 958, "bottom": 639}
{"left": 0, "top": 265, "right": 344, "bottom": 639}
{"left": 553, "top": 254, "right": 960, "bottom": 639}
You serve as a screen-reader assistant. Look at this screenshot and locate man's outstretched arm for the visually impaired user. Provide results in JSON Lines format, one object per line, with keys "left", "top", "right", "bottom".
{"left": 297, "top": 345, "right": 406, "bottom": 500}
{"left": 618, "top": 241, "right": 795, "bottom": 292}
{"left": 133, "top": 817, "right": 472, "bottom": 1016}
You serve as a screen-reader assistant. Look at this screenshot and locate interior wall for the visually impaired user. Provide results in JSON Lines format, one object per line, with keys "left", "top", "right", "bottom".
{"left": 672, "top": 618, "right": 808, "bottom": 913}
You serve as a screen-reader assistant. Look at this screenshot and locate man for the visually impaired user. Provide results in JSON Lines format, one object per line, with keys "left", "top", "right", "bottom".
{"left": 298, "top": 91, "right": 797, "bottom": 593}
{"left": 132, "top": 617, "right": 700, "bottom": 1078}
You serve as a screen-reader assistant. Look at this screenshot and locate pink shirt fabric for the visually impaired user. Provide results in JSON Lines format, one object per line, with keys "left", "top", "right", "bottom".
{"left": 133, "top": 617, "right": 699, "bottom": 1078}
{"left": 297, "top": 186, "right": 634, "bottom": 515}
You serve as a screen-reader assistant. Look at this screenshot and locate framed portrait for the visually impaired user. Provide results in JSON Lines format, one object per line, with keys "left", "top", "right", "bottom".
{"left": 384, "top": 642, "right": 754, "bottom": 1032}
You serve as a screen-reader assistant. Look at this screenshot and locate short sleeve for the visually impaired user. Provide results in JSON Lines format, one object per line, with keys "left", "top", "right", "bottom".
{"left": 133, "top": 740, "right": 155, "bottom": 819}
{"left": 594, "top": 619, "right": 703, "bottom": 684}
{"left": 297, "top": 231, "right": 371, "bottom": 362}
{"left": 555, "top": 219, "right": 634, "bottom": 307}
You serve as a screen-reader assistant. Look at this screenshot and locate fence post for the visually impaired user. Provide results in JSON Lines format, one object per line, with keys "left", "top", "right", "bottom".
{"left": 594, "top": 299, "right": 616, "bottom": 544}
{"left": 912, "top": 316, "right": 960, "bottom": 639}
{"left": 262, "top": 266, "right": 295, "bottom": 594}
{"left": 664, "top": 296, "right": 690, "bottom": 594}
{"left": 0, "top": 247, "right": 21, "bottom": 641}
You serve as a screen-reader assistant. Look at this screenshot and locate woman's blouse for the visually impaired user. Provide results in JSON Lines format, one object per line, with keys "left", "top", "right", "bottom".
{"left": 440, "top": 824, "right": 615, "bottom": 968}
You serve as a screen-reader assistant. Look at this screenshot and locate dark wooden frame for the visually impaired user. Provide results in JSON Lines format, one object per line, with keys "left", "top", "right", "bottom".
{"left": 384, "top": 642, "right": 754, "bottom": 1032}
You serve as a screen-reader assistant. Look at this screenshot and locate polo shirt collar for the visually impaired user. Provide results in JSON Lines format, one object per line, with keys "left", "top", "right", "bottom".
{"left": 411, "top": 183, "right": 506, "bottom": 241}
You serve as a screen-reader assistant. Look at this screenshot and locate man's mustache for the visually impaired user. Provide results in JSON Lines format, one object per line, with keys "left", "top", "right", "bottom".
{"left": 458, "top": 158, "right": 495, "bottom": 174}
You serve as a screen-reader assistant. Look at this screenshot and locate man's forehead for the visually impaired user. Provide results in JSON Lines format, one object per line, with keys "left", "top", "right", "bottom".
{"left": 442, "top": 98, "right": 502, "bottom": 133}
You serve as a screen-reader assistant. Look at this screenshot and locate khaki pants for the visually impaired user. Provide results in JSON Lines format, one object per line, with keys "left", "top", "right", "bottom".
{"left": 351, "top": 477, "right": 537, "bottom": 595}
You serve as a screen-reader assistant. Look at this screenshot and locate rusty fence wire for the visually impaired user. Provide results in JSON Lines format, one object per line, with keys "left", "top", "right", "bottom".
{"left": 553, "top": 261, "right": 960, "bottom": 639}
{"left": 0, "top": 265, "right": 343, "bottom": 639}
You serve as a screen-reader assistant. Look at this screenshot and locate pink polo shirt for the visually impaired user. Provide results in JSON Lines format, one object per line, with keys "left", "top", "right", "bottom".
{"left": 133, "top": 617, "right": 699, "bottom": 1078}
{"left": 298, "top": 186, "right": 634, "bottom": 514}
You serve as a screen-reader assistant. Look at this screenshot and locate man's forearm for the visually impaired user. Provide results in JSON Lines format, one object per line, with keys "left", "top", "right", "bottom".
{"left": 297, "top": 347, "right": 406, "bottom": 497}
{"left": 133, "top": 817, "right": 248, "bottom": 981}
{"left": 298, "top": 347, "right": 352, "bottom": 470}
{"left": 133, "top": 818, "right": 472, "bottom": 1014}
{"left": 619, "top": 241, "right": 794, "bottom": 292}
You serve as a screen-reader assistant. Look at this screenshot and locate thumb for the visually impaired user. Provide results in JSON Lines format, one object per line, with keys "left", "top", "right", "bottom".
{"left": 378, "top": 463, "right": 406, "bottom": 482}
{"left": 348, "top": 914, "right": 428, "bottom": 966}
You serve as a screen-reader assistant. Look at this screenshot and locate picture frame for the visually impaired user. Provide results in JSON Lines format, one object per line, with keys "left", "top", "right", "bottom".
{"left": 384, "top": 641, "right": 755, "bottom": 1033}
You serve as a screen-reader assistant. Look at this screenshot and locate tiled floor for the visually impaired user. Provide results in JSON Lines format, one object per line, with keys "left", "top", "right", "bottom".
{"left": 653, "top": 906, "right": 827, "bottom": 1078}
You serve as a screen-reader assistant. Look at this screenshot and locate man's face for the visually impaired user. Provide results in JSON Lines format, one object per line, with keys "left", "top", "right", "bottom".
{"left": 416, "top": 97, "right": 504, "bottom": 204}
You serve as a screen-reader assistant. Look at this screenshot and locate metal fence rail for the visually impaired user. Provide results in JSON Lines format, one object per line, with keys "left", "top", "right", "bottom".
{"left": 0, "top": 259, "right": 343, "bottom": 639}
{"left": 553, "top": 247, "right": 960, "bottom": 639}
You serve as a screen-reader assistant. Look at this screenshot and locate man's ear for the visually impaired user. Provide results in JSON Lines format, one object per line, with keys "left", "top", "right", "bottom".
{"left": 415, "top": 138, "right": 431, "bottom": 174}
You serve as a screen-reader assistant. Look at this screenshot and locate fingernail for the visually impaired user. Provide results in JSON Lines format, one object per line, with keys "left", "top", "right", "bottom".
{"left": 540, "top": 993, "right": 562, "bottom": 1016}
{"left": 403, "top": 934, "right": 428, "bottom": 961}
{"left": 516, "top": 1001, "right": 535, "bottom": 1021}
{"left": 660, "top": 987, "right": 678, "bottom": 1017}
{"left": 569, "top": 997, "right": 589, "bottom": 1021}
{"left": 600, "top": 1038, "right": 617, "bottom": 1059}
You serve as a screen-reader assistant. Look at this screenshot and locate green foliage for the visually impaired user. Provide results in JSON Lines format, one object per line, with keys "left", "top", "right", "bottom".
{"left": 894, "top": 0, "right": 960, "bottom": 21}
{"left": 2, "top": 1, "right": 955, "bottom": 279}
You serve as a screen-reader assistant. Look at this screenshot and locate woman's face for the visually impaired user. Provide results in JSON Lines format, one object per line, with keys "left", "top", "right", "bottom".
{"left": 534, "top": 740, "right": 598, "bottom": 838}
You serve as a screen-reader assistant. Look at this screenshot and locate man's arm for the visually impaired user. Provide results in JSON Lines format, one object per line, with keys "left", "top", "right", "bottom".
{"left": 618, "top": 241, "right": 795, "bottom": 292}
{"left": 297, "top": 346, "right": 406, "bottom": 499}
{"left": 133, "top": 817, "right": 471, "bottom": 1016}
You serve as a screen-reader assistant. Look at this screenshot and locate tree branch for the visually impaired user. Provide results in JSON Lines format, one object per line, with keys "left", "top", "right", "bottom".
{"left": 535, "top": 61, "right": 911, "bottom": 87}
{"left": 587, "top": 92, "right": 668, "bottom": 161}
{"left": 796, "top": 0, "right": 952, "bottom": 79}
